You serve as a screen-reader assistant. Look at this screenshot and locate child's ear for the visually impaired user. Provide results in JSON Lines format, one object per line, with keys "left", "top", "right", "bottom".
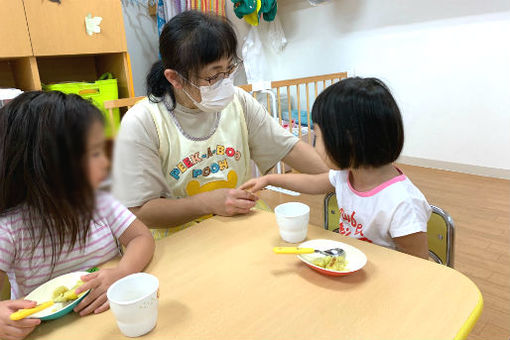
{"left": 163, "top": 69, "right": 183, "bottom": 89}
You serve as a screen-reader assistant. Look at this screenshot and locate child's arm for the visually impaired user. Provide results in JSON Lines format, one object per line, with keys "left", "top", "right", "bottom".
{"left": 393, "top": 232, "right": 428, "bottom": 259}
{"left": 74, "top": 218, "right": 155, "bottom": 316}
{"left": 0, "top": 271, "right": 41, "bottom": 340}
{"left": 240, "top": 172, "right": 334, "bottom": 195}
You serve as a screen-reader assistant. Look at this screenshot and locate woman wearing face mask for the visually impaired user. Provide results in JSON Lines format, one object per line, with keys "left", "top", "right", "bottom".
{"left": 112, "top": 10, "right": 327, "bottom": 239}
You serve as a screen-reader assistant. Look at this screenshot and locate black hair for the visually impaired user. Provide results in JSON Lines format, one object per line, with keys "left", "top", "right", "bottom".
{"left": 147, "top": 10, "right": 238, "bottom": 108}
{"left": 0, "top": 91, "right": 104, "bottom": 271}
{"left": 312, "top": 77, "right": 404, "bottom": 169}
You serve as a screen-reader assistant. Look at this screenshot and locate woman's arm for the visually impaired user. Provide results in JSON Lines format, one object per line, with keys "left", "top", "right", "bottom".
{"left": 240, "top": 172, "right": 333, "bottom": 195}
{"left": 131, "top": 188, "right": 259, "bottom": 229}
{"left": 393, "top": 232, "right": 429, "bottom": 259}
{"left": 281, "top": 141, "right": 329, "bottom": 174}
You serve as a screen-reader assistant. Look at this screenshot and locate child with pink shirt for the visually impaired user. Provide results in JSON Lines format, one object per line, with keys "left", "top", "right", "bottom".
{"left": 241, "top": 77, "right": 430, "bottom": 259}
{"left": 0, "top": 91, "right": 155, "bottom": 340}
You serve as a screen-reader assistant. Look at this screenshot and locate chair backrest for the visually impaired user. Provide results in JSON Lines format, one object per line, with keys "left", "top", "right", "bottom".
{"left": 102, "top": 96, "right": 145, "bottom": 160}
{"left": 239, "top": 72, "right": 348, "bottom": 174}
{"left": 427, "top": 205, "right": 455, "bottom": 267}
{"left": 323, "top": 193, "right": 455, "bottom": 267}
{"left": 103, "top": 96, "right": 145, "bottom": 136}
{"left": 324, "top": 192, "right": 340, "bottom": 232}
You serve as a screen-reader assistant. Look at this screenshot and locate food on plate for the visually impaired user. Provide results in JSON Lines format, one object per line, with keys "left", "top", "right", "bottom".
{"left": 52, "top": 280, "right": 84, "bottom": 302}
{"left": 311, "top": 255, "right": 347, "bottom": 271}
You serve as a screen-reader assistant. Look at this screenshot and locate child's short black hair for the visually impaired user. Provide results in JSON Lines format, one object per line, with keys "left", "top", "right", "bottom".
{"left": 312, "top": 77, "right": 404, "bottom": 169}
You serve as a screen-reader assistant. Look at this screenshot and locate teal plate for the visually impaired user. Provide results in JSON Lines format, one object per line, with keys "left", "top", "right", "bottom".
{"left": 24, "top": 271, "right": 90, "bottom": 321}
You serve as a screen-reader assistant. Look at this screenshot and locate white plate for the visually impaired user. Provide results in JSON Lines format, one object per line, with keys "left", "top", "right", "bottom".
{"left": 297, "top": 239, "right": 367, "bottom": 276}
{"left": 25, "top": 271, "right": 90, "bottom": 319}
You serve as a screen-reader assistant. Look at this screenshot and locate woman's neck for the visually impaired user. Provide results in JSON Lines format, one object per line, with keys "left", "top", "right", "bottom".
{"left": 173, "top": 88, "right": 198, "bottom": 109}
{"left": 349, "top": 164, "right": 400, "bottom": 192}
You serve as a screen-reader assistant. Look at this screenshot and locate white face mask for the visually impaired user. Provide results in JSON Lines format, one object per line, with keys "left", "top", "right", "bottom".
{"left": 182, "top": 75, "right": 235, "bottom": 113}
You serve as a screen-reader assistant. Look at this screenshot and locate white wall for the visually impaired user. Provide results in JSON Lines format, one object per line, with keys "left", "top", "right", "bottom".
{"left": 239, "top": 0, "right": 510, "bottom": 177}
{"left": 121, "top": 0, "right": 159, "bottom": 96}
{"left": 124, "top": 1, "right": 510, "bottom": 177}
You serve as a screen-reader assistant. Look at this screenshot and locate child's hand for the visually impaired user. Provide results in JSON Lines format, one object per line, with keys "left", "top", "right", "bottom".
{"left": 240, "top": 176, "right": 269, "bottom": 193}
{"left": 73, "top": 268, "right": 126, "bottom": 316}
{"left": 0, "top": 300, "right": 41, "bottom": 340}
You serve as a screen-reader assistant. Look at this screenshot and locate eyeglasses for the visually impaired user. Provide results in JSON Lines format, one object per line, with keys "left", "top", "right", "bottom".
{"left": 199, "top": 59, "right": 243, "bottom": 85}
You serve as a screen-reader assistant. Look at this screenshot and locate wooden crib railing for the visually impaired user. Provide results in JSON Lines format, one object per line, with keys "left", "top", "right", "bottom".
{"left": 239, "top": 72, "right": 348, "bottom": 174}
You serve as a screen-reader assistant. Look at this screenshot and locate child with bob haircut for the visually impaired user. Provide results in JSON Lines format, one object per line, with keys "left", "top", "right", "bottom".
{"left": 0, "top": 91, "right": 155, "bottom": 340}
{"left": 241, "top": 77, "right": 431, "bottom": 259}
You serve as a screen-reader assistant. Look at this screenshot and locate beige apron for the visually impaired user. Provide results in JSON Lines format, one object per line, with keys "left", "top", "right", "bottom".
{"left": 145, "top": 94, "right": 252, "bottom": 239}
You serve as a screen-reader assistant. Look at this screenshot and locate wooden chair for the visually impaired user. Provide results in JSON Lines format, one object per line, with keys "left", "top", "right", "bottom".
{"left": 323, "top": 192, "right": 455, "bottom": 267}
{"left": 239, "top": 72, "right": 348, "bottom": 174}
{"left": 103, "top": 96, "right": 145, "bottom": 160}
{"left": 103, "top": 96, "right": 145, "bottom": 137}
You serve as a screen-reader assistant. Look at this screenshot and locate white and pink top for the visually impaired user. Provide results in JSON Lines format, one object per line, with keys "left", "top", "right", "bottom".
{"left": 329, "top": 168, "right": 431, "bottom": 249}
{"left": 0, "top": 191, "right": 136, "bottom": 299}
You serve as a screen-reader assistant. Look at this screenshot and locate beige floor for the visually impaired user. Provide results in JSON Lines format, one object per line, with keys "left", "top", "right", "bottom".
{"left": 258, "top": 163, "right": 510, "bottom": 340}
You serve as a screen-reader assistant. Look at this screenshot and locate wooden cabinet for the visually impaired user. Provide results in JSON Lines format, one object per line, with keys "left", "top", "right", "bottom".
{"left": 24, "top": 0, "right": 127, "bottom": 56}
{"left": 0, "top": 0, "right": 133, "bottom": 96}
{"left": 0, "top": 0, "right": 32, "bottom": 57}
{"left": 0, "top": 57, "right": 40, "bottom": 90}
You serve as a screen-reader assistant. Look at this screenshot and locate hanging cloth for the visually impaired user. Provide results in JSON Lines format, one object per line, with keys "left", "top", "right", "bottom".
{"left": 189, "top": 0, "right": 226, "bottom": 17}
{"left": 156, "top": 0, "right": 167, "bottom": 34}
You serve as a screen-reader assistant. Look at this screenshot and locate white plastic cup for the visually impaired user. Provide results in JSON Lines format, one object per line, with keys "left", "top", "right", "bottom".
{"left": 107, "top": 273, "right": 159, "bottom": 337}
{"left": 274, "top": 202, "right": 310, "bottom": 243}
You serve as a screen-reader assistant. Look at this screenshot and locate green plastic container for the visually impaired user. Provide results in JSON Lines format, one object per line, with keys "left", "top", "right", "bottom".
{"left": 43, "top": 73, "right": 119, "bottom": 137}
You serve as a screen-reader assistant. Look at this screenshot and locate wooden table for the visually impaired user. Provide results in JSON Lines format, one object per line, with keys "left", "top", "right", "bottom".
{"left": 28, "top": 210, "right": 482, "bottom": 340}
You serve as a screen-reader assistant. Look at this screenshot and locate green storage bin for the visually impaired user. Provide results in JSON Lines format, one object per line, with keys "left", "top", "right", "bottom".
{"left": 43, "top": 73, "right": 120, "bottom": 138}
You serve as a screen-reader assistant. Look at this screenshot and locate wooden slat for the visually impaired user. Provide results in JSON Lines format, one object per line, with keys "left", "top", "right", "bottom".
{"left": 276, "top": 87, "right": 282, "bottom": 125}
{"left": 286, "top": 86, "right": 291, "bottom": 134}
{"left": 306, "top": 83, "right": 311, "bottom": 144}
{"left": 270, "top": 72, "right": 348, "bottom": 88}
{"left": 296, "top": 85, "right": 302, "bottom": 139}
{"left": 266, "top": 94, "right": 270, "bottom": 116}
{"left": 238, "top": 84, "right": 252, "bottom": 92}
{"left": 238, "top": 72, "right": 348, "bottom": 92}
{"left": 104, "top": 96, "right": 144, "bottom": 109}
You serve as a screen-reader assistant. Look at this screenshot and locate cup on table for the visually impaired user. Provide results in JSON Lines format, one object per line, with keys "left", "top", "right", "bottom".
{"left": 274, "top": 202, "right": 310, "bottom": 243}
{"left": 106, "top": 273, "right": 159, "bottom": 337}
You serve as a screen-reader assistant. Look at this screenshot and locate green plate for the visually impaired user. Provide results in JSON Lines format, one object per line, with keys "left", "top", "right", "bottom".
{"left": 25, "top": 271, "right": 90, "bottom": 321}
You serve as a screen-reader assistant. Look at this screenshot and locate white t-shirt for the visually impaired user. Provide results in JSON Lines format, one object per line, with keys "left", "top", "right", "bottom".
{"left": 112, "top": 87, "right": 299, "bottom": 208}
{"left": 329, "top": 168, "right": 431, "bottom": 249}
{"left": 0, "top": 191, "right": 136, "bottom": 299}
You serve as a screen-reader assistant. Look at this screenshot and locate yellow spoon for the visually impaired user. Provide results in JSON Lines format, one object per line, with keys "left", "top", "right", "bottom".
{"left": 273, "top": 246, "right": 345, "bottom": 257}
{"left": 10, "top": 301, "right": 54, "bottom": 320}
{"left": 10, "top": 283, "right": 82, "bottom": 320}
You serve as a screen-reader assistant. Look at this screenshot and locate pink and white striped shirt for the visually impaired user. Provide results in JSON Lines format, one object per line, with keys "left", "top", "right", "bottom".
{"left": 0, "top": 191, "right": 136, "bottom": 299}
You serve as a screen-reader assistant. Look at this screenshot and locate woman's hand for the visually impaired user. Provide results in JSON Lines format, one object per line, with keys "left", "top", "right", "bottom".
{"left": 73, "top": 268, "right": 126, "bottom": 316}
{"left": 239, "top": 176, "right": 270, "bottom": 193}
{"left": 0, "top": 300, "right": 41, "bottom": 340}
{"left": 199, "top": 188, "right": 258, "bottom": 216}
